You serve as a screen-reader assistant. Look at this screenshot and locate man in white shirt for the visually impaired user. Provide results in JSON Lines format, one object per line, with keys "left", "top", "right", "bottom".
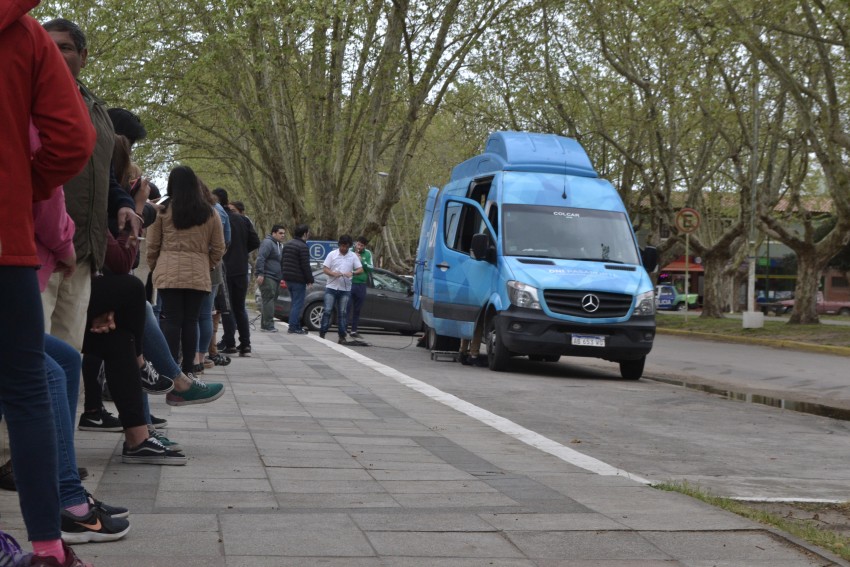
{"left": 319, "top": 235, "right": 363, "bottom": 344}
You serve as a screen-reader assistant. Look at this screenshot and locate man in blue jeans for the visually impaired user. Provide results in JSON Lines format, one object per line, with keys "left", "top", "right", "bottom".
{"left": 319, "top": 235, "right": 362, "bottom": 344}
{"left": 280, "top": 224, "right": 315, "bottom": 334}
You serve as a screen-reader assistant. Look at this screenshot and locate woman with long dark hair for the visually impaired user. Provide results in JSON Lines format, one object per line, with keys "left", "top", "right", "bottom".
{"left": 147, "top": 166, "right": 226, "bottom": 381}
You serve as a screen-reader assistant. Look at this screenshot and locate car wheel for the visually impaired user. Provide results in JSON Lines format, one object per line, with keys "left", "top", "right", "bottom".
{"left": 304, "top": 302, "right": 324, "bottom": 332}
{"left": 839, "top": 308, "right": 850, "bottom": 316}
{"left": 619, "top": 356, "right": 645, "bottom": 380}
{"left": 486, "top": 317, "right": 510, "bottom": 371}
{"left": 676, "top": 302, "right": 687, "bottom": 311}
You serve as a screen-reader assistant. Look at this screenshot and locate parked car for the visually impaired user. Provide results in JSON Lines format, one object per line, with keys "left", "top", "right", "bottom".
{"left": 257, "top": 267, "right": 423, "bottom": 334}
{"left": 655, "top": 284, "right": 699, "bottom": 311}
{"left": 775, "top": 291, "right": 850, "bottom": 316}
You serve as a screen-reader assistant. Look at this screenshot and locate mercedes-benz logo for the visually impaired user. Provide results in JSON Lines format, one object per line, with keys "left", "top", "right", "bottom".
{"left": 581, "top": 294, "right": 600, "bottom": 313}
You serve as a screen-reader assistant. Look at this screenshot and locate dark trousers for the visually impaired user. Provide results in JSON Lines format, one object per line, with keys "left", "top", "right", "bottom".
{"left": 0, "top": 267, "right": 60, "bottom": 541}
{"left": 82, "top": 274, "right": 147, "bottom": 429}
{"left": 159, "top": 288, "right": 206, "bottom": 373}
{"left": 221, "top": 273, "right": 250, "bottom": 348}
{"left": 348, "top": 282, "right": 367, "bottom": 333}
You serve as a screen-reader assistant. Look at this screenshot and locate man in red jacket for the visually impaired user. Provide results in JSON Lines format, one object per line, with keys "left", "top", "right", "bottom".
{"left": 0, "top": 1, "right": 97, "bottom": 565}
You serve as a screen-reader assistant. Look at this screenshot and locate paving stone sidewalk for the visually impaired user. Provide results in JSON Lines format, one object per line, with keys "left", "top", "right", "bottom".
{"left": 1, "top": 326, "right": 845, "bottom": 566}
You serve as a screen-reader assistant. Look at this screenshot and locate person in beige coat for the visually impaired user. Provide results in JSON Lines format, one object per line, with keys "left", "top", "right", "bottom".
{"left": 147, "top": 166, "right": 225, "bottom": 377}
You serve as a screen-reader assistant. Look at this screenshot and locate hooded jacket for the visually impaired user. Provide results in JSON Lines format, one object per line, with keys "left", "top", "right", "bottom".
{"left": 255, "top": 234, "right": 283, "bottom": 280}
{"left": 0, "top": 0, "right": 95, "bottom": 267}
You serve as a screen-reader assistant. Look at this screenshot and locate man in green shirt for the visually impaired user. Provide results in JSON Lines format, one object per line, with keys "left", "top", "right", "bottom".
{"left": 347, "top": 236, "right": 373, "bottom": 339}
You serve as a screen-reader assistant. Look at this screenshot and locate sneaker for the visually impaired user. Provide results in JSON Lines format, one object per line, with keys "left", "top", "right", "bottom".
{"left": 60, "top": 505, "right": 130, "bottom": 544}
{"left": 469, "top": 356, "right": 488, "bottom": 367}
{"left": 238, "top": 344, "right": 251, "bottom": 357}
{"left": 149, "top": 414, "right": 168, "bottom": 429}
{"left": 261, "top": 327, "right": 278, "bottom": 333}
{"left": 148, "top": 426, "right": 182, "bottom": 452}
{"left": 139, "top": 360, "right": 174, "bottom": 395}
{"left": 78, "top": 408, "right": 123, "bottom": 432}
{"left": 166, "top": 375, "right": 225, "bottom": 406}
{"left": 192, "top": 363, "right": 205, "bottom": 375}
{"left": 338, "top": 337, "right": 349, "bottom": 345}
{"left": 210, "top": 354, "right": 231, "bottom": 366}
{"left": 287, "top": 328, "right": 308, "bottom": 335}
{"left": 203, "top": 357, "right": 215, "bottom": 369}
{"left": 349, "top": 331, "right": 362, "bottom": 339}
{"left": 221, "top": 345, "right": 238, "bottom": 354}
{"left": 319, "top": 332, "right": 326, "bottom": 339}
{"left": 0, "top": 531, "right": 33, "bottom": 566}
{"left": 216, "top": 339, "right": 227, "bottom": 350}
{"left": 459, "top": 353, "right": 470, "bottom": 365}
{"left": 122, "top": 437, "right": 187, "bottom": 466}
{"left": 85, "top": 490, "right": 129, "bottom": 519}
{"left": 29, "top": 541, "right": 93, "bottom": 567}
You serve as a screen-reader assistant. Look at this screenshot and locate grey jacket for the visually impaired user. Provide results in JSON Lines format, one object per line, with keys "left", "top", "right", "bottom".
{"left": 255, "top": 234, "right": 283, "bottom": 280}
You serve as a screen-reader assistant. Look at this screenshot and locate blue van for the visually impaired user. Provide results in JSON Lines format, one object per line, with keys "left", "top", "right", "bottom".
{"left": 413, "top": 132, "right": 658, "bottom": 379}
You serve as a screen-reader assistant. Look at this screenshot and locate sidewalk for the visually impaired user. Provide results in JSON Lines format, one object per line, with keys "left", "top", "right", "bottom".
{"left": 1, "top": 325, "right": 845, "bottom": 566}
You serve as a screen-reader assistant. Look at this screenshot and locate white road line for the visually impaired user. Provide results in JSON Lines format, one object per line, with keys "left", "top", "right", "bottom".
{"left": 312, "top": 335, "right": 652, "bottom": 485}
{"left": 729, "top": 497, "right": 846, "bottom": 503}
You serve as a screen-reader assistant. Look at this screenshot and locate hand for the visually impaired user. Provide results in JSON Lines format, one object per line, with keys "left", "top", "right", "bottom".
{"left": 90, "top": 311, "right": 116, "bottom": 333}
{"left": 54, "top": 251, "right": 77, "bottom": 278}
{"left": 117, "top": 207, "right": 143, "bottom": 241}
{"left": 256, "top": 275, "right": 265, "bottom": 285}
{"left": 343, "top": 272, "right": 353, "bottom": 278}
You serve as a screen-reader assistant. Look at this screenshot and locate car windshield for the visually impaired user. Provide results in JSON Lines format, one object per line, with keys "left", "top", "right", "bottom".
{"left": 502, "top": 204, "right": 640, "bottom": 264}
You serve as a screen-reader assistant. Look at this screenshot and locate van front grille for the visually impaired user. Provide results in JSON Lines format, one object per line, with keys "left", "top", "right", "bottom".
{"left": 543, "top": 289, "right": 632, "bottom": 318}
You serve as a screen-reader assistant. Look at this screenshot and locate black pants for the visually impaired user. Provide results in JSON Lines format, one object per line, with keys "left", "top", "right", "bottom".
{"left": 159, "top": 288, "right": 206, "bottom": 373}
{"left": 82, "top": 275, "right": 146, "bottom": 429}
{"left": 221, "top": 273, "right": 250, "bottom": 348}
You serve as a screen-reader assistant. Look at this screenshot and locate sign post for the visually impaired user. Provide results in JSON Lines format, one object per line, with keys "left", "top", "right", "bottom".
{"left": 675, "top": 208, "right": 701, "bottom": 321}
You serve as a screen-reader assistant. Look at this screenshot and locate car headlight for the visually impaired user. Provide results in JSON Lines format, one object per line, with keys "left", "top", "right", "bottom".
{"left": 634, "top": 290, "right": 656, "bottom": 317}
{"left": 507, "top": 280, "right": 541, "bottom": 310}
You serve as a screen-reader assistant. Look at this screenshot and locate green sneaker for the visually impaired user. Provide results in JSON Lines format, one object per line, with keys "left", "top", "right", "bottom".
{"left": 166, "top": 374, "right": 225, "bottom": 406}
{"left": 148, "top": 426, "right": 182, "bottom": 452}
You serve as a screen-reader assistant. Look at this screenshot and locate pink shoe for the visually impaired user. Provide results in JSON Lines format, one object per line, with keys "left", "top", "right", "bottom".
{"left": 29, "top": 542, "right": 94, "bottom": 567}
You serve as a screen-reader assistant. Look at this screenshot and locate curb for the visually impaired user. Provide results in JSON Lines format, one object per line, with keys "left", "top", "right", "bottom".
{"left": 656, "top": 328, "right": 850, "bottom": 357}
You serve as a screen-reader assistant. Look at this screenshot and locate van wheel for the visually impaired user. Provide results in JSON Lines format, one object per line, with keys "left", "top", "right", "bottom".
{"left": 487, "top": 317, "right": 510, "bottom": 371}
{"left": 304, "top": 302, "right": 324, "bottom": 331}
{"left": 619, "top": 357, "right": 645, "bottom": 380}
{"left": 427, "top": 327, "right": 460, "bottom": 351}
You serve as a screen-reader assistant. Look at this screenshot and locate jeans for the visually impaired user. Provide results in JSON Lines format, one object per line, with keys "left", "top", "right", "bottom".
{"left": 222, "top": 274, "right": 250, "bottom": 348}
{"left": 320, "top": 288, "right": 350, "bottom": 337}
{"left": 348, "top": 282, "right": 367, "bottom": 333}
{"left": 196, "top": 284, "right": 217, "bottom": 356}
{"left": 0, "top": 267, "right": 60, "bottom": 541}
{"left": 258, "top": 277, "right": 280, "bottom": 330}
{"left": 44, "top": 335, "right": 86, "bottom": 509}
{"left": 159, "top": 288, "right": 207, "bottom": 373}
{"left": 287, "top": 281, "right": 307, "bottom": 332}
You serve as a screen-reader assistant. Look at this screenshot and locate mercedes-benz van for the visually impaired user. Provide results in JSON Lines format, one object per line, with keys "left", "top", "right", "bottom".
{"left": 413, "top": 131, "right": 657, "bottom": 379}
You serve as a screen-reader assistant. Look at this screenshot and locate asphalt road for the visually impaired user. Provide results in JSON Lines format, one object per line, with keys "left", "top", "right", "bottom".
{"left": 349, "top": 331, "right": 850, "bottom": 502}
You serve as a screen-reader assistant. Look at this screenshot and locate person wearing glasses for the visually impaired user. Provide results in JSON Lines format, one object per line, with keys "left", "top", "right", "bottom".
{"left": 255, "top": 225, "right": 287, "bottom": 332}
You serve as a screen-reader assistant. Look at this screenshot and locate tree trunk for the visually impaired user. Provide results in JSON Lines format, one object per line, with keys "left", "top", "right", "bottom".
{"left": 700, "top": 251, "right": 729, "bottom": 318}
{"left": 789, "top": 246, "right": 820, "bottom": 324}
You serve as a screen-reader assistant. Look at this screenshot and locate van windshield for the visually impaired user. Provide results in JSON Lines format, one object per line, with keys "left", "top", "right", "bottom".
{"left": 502, "top": 204, "right": 640, "bottom": 264}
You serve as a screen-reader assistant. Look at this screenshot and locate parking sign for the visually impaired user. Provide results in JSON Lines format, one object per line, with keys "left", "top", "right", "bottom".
{"left": 675, "top": 208, "right": 701, "bottom": 234}
{"left": 306, "top": 240, "right": 338, "bottom": 262}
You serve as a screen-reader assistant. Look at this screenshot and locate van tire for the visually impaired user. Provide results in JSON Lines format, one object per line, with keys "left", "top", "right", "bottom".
{"left": 427, "top": 327, "right": 460, "bottom": 351}
{"left": 487, "top": 317, "right": 510, "bottom": 371}
{"left": 619, "top": 357, "right": 645, "bottom": 380}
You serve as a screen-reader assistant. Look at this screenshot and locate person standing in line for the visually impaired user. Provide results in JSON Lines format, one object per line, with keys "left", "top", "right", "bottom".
{"left": 41, "top": 18, "right": 142, "bottom": 351}
{"left": 347, "top": 236, "right": 373, "bottom": 339}
{"left": 280, "top": 224, "right": 314, "bottom": 334}
{"left": 319, "top": 235, "right": 362, "bottom": 344}
{"left": 212, "top": 188, "right": 259, "bottom": 356}
{"left": 256, "top": 225, "right": 286, "bottom": 332}
{"left": 1, "top": 1, "right": 97, "bottom": 564}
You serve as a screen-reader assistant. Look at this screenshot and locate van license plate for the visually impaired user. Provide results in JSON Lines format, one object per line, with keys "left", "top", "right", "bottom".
{"left": 571, "top": 334, "right": 606, "bottom": 347}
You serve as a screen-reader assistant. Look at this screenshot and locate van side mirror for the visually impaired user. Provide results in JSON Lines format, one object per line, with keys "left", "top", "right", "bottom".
{"left": 471, "top": 233, "right": 494, "bottom": 262}
{"left": 641, "top": 246, "right": 658, "bottom": 272}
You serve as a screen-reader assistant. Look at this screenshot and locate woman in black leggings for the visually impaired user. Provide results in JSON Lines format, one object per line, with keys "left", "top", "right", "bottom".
{"left": 83, "top": 274, "right": 185, "bottom": 465}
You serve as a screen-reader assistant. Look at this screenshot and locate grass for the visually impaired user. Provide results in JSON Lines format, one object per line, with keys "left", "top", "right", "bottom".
{"left": 655, "top": 312, "right": 850, "bottom": 348}
{"left": 655, "top": 481, "right": 850, "bottom": 561}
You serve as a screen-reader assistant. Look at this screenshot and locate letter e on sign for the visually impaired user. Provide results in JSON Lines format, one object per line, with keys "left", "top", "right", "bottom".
{"left": 675, "top": 208, "right": 701, "bottom": 234}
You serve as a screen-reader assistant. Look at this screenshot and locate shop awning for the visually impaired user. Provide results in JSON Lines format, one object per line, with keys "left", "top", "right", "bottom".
{"left": 661, "top": 260, "right": 704, "bottom": 272}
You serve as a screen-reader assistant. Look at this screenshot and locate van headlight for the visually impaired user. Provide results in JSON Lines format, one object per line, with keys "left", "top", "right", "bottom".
{"left": 633, "top": 290, "right": 656, "bottom": 317}
{"left": 507, "top": 280, "right": 541, "bottom": 310}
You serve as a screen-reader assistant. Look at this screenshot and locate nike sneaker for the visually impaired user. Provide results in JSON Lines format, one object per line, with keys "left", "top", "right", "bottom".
{"left": 77, "top": 407, "right": 122, "bottom": 432}
{"left": 60, "top": 506, "right": 130, "bottom": 543}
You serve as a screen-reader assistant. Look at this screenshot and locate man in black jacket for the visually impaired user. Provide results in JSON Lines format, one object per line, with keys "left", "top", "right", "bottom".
{"left": 280, "top": 224, "right": 314, "bottom": 334}
{"left": 213, "top": 188, "right": 260, "bottom": 355}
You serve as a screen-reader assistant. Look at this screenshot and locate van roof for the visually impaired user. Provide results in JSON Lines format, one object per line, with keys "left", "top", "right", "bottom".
{"left": 450, "top": 131, "right": 598, "bottom": 182}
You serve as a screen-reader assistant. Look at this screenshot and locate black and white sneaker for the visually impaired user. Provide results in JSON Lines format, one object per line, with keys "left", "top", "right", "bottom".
{"left": 122, "top": 437, "right": 187, "bottom": 466}
{"left": 78, "top": 407, "right": 123, "bottom": 432}
{"left": 349, "top": 331, "right": 362, "bottom": 339}
{"left": 85, "top": 490, "right": 129, "bottom": 519}
{"left": 149, "top": 414, "right": 168, "bottom": 429}
{"left": 60, "top": 505, "right": 130, "bottom": 543}
{"left": 139, "top": 360, "right": 174, "bottom": 395}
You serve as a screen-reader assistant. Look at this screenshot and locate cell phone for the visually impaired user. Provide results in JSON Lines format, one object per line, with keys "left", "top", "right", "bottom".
{"left": 155, "top": 195, "right": 170, "bottom": 204}
{"left": 129, "top": 178, "right": 142, "bottom": 197}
